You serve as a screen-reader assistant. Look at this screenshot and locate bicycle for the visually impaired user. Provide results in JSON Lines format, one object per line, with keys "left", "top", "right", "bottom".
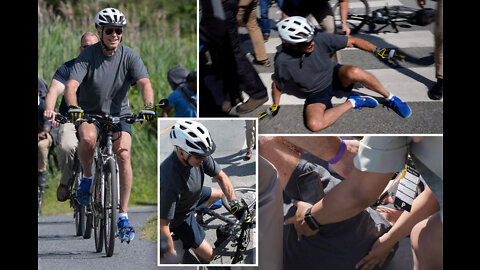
{"left": 57, "top": 112, "right": 147, "bottom": 257}
{"left": 38, "top": 172, "right": 47, "bottom": 217}
{"left": 195, "top": 186, "right": 256, "bottom": 264}
{"left": 55, "top": 115, "right": 90, "bottom": 238}
{"left": 333, "top": 0, "right": 429, "bottom": 34}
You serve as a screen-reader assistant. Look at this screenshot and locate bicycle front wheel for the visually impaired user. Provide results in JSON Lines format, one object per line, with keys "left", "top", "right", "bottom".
{"left": 333, "top": 0, "right": 370, "bottom": 34}
{"left": 103, "top": 157, "right": 118, "bottom": 257}
{"left": 92, "top": 167, "right": 104, "bottom": 253}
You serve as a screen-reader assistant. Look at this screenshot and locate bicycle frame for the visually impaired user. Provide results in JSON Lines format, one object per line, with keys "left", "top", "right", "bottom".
{"left": 195, "top": 187, "right": 256, "bottom": 264}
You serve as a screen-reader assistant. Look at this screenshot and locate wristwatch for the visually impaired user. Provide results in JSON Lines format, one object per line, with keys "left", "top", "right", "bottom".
{"left": 304, "top": 206, "right": 321, "bottom": 230}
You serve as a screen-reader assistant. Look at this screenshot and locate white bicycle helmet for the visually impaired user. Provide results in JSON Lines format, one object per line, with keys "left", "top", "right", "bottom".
{"left": 170, "top": 120, "right": 216, "bottom": 156}
{"left": 95, "top": 8, "right": 127, "bottom": 28}
{"left": 277, "top": 16, "right": 315, "bottom": 44}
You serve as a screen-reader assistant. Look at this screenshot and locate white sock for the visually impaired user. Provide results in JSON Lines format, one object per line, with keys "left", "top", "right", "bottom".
{"left": 118, "top": 212, "right": 128, "bottom": 219}
{"left": 82, "top": 176, "right": 93, "bottom": 181}
{"left": 386, "top": 93, "right": 394, "bottom": 100}
{"left": 348, "top": 98, "right": 356, "bottom": 108}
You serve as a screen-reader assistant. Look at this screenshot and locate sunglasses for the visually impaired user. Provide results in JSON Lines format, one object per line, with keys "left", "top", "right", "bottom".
{"left": 104, "top": 28, "right": 123, "bottom": 35}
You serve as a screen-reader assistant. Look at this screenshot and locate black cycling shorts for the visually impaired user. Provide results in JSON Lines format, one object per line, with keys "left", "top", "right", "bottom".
{"left": 305, "top": 64, "right": 354, "bottom": 108}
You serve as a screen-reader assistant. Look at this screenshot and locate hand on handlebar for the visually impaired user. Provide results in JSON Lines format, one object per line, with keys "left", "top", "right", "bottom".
{"left": 67, "top": 105, "right": 84, "bottom": 123}
{"left": 139, "top": 104, "right": 156, "bottom": 121}
{"left": 229, "top": 200, "right": 253, "bottom": 223}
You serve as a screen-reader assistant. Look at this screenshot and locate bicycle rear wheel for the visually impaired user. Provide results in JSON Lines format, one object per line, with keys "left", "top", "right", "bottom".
{"left": 103, "top": 158, "right": 118, "bottom": 257}
{"left": 333, "top": 0, "right": 370, "bottom": 34}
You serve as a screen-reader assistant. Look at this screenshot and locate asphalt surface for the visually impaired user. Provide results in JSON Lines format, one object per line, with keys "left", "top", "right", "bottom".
{"left": 159, "top": 119, "right": 257, "bottom": 266}
{"left": 38, "top": 207, "right": 158, "bottom": 269}
{"left": 226, "top": 0, "right": 442, "bottom": 134}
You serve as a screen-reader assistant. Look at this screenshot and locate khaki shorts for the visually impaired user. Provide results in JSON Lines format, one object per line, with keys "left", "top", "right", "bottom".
{"left": 354, "top": 136, "right": 443, "bottom": 221}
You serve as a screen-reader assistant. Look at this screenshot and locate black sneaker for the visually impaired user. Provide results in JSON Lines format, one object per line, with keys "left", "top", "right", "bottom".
{"left": 427, "top": 79, "right": 443, "bottom": 100}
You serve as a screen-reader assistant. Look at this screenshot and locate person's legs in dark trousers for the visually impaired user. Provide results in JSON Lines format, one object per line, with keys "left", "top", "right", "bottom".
{"left": 223, "top": 0, "right": 268, "bottom": 114}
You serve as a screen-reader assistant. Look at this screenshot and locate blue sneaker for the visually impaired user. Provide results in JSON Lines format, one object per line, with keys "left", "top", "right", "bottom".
{"left": 76, "top": 177, "right": 92, "bottom": 206}
{"left": 117, "top": 216, "right": 135, "bottom": 243}
{"left": 348, "top": 95, "right": 379, "bottom": 109}
{"left": 209, "top": 199, "right": 223, "bottom": 210}
{"left": 385, "top": 96, "right": 412, "bottom": 118}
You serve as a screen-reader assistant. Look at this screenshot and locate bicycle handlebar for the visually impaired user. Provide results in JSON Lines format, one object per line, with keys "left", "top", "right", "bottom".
{"left": 55, "top": 113, "right": 146, "bottom": 125}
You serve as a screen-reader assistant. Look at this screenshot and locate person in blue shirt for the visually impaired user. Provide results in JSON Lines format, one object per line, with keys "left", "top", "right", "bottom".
{"left": 162, "top": 65, "right": 197, "bottom": 117}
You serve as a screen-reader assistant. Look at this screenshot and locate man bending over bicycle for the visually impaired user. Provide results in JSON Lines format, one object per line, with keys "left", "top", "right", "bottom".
{"left": 64, "top": 7, "right": 155, "bottom": 243}
{"left": 160, "top": 120, "right": 243, "bottom": 263}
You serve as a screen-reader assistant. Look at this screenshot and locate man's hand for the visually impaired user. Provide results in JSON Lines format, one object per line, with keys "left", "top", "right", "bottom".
{"left": 375, "top": 48, "right": 405, "bottom": 63}
{"left": 67, "top": 105, "right": 83, "bottom": 122}
{"left": 230, "top": 200, "right": 247, "bottom": 219}
{"left": 44, "top": 110, "right": 60, "bottom": 127}
{"left": 140, "top": 103, "right": 156, "bottom": 121}
{"left": 284, "top": 200, "right": 319, "bottom": 240}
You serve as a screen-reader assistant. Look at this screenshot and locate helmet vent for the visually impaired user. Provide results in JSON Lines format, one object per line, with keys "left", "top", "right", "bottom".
{"left": 197, "top": 127, "right": 205, "bottom": 134}
{"left": 186, "top": 140, "right": 200, "bottom": 150}
{"left": 188, "top": 132, "right": 197, "bottom": 138}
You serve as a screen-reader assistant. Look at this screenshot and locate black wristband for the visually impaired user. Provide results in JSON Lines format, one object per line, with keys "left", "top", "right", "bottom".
{"left": 304, "top": 206, "right": 322, "bottom": 230}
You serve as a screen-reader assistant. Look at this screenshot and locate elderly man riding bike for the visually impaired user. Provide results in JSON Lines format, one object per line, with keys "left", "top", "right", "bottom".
{"left": 64, "top": 7, "right": 156, "bottom": 243}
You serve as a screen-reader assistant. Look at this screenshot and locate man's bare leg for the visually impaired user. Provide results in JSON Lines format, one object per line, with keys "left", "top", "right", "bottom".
{"left": 304, "top": 102, "right": 353, "bottom": 132}
{"left": 77, "top": 123, "right": 98, "bottom": 178}
{"left": 113, "top": 131, "right": 132, "bottom": 214}
{"left": 338, "top": 65, "right": 390, "bottom": 98}
{"left": 192, "top": 239, "right": 215, "bottom": 262}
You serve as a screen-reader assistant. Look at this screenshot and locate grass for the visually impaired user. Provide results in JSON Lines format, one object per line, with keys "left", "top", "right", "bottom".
{"left": 139, "top": 213, "right": 158, "bottom": 243}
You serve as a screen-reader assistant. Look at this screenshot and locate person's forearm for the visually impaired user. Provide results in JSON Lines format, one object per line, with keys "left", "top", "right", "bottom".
{"left": 339, "top": 0, "right": 349, "bottom": 24}
{"left": 214, "top": 171, "right": 237, "bottom": 202}
{"left": 380, "top": 185, "right": 440, "bottom": 246}
{"left": 311, "top": 168, "right": 393, "bottom": 225}
{"left": 138, "top": 78, "right": 155, "bottom": 105}
{"left": 64, "top": 80, "right": 80, "bottom": 107}
{"left": 45, "top": 80, "right": 65, "bottom": 112}
{"left": 159, "top": 221, "right": 175, "bottom": 255}
{"left": 347, "top": 37, "right": 377, "bottom": 54}
{"left": 272, "top": 81, "right": 282, "bottom": 105}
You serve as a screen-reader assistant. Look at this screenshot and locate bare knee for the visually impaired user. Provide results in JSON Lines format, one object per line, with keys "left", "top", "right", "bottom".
{"left": 209, "top": 188, "right": 224, "bottom": 204}
{"left": 306, "top": 118, "right": 327, "bottom": 132}
{"left": 344, "top": 66, "right": 364, "bottom": 81}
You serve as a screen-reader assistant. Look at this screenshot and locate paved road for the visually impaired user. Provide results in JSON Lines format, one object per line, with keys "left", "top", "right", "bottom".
{"left": 38, "top": 207, "right": 158, "bottom": 270}
{"left": 232, "top": 0, "right": 442, "bottom": 134}
{"left": 159, "top": 119, "right": 257, "bottom": 266}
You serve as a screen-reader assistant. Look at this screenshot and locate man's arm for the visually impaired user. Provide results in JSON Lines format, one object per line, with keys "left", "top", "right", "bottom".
{"left": 137, "top": 77, "right": 155, "bottom": 105}
{"left": 346, "top": 36, "right": 378, "bottom": 54}
{"left": 159, "top": 219, "right": 176, "bottom": 256}
{"left": 213, "top": 170, "right": 237, "bottom": 202}
{"left": 44, "top": 79, "right": 66, "bottom": 125}
{"left": 64, "top": 79, "right": 81, "bottom": 107}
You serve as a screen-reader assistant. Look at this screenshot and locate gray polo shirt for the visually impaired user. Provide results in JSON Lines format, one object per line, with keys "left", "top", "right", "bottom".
{"left": 160, "top": 151, "right": 222, "bottom": 228}
{"left": 272, "top": 31, "right": 347, "bottom": 98}
{"left": 69, "top": 42, "right": 149, "bottom": 115}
